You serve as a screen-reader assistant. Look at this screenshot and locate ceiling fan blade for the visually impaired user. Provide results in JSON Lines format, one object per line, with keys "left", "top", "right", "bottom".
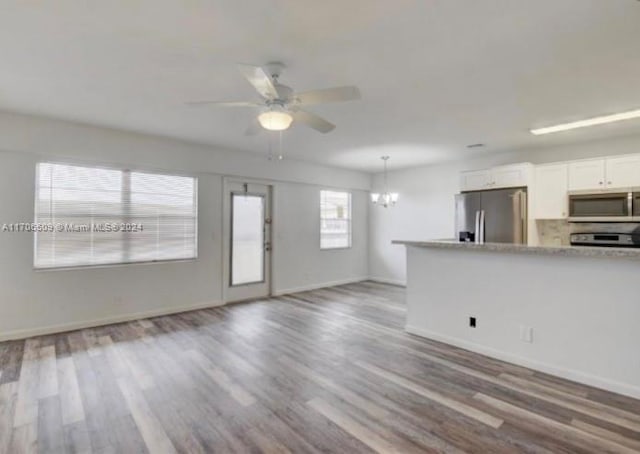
{"left": 245, "top": 118, "right": 263, "bottom": 136}
{"left": 291, "top": 109, "right": 336, "bottom": 133}
{"left": 186, "top": 100, "right": 261, "bottom": 107}
{"left": 237, "top": 64, "right": 281, "bottom": 100}
{"left": 294, "top": 86, "right": 361, "bottom": 105}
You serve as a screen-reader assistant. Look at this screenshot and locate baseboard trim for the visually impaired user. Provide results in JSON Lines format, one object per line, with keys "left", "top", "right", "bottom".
{"left": 0, "top": 300, "right": 224, "bottom": 342}
{"left": 1, "top": 277, "right": 370, "bottom": 341}
{"left": 367, "top": 277, "right": 407, "bottom": 287}
{"left": 272, "top": 277, "right": 369, "bottom": 296}
{"left": 405, "top": 324, "right": 640, "bottom": 400}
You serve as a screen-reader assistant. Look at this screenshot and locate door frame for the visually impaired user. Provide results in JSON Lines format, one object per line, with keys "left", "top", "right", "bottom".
{"left": 222, "top": 177, "right": 275, "bottom": 303}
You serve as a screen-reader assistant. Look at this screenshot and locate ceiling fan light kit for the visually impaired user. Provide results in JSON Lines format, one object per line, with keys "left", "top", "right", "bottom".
{"left": 371, "top": 156, "right": 398, "bottom": 208}
{"left": 258, "top": 106, "right": 293, "bottom": 131}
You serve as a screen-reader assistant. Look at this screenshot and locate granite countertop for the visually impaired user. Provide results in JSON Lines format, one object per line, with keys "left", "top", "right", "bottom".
{"left": 392, "top": 239, "right": 640, "bottom": 259}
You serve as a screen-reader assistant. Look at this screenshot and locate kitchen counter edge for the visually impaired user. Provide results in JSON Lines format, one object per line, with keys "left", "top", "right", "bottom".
{"left": 392, "top": 240, "right": 640, "bottom": 259}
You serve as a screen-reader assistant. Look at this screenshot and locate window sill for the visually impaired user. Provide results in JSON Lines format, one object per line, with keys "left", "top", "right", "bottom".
{"left": 33, "top": 257, "right": 197, "bottom": 272}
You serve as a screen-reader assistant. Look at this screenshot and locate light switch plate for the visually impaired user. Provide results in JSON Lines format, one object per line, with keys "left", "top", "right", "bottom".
{"left": 520, "top": 325, "right": 533, "bottom": 343}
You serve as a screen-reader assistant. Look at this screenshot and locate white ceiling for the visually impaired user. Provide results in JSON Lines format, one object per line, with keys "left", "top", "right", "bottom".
{"left": 1, "top": 1, "right": 640, "bottom": 172}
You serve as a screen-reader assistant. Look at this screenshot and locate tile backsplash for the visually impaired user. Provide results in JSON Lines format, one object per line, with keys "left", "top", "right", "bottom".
{"left": 536, "top": 220, "right": 570, "bottom": 246}
{"left": 536, "top": 220, "right": 640, "bottom": 246}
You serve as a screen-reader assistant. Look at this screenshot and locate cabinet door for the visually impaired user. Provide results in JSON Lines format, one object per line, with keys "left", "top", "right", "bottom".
{"left": 460, "top": 169, "right": 491, "bottom": 191}
{"left": 534, "top": 164, "right": 568, "bottom": 219}
{"left": 605, "top": 155, "right": 640, "bottom": 189}
{"left": 491, "top": 165, "right": 530, "bottom": 189}
{"left": 568, "top": 159, "right": 606, "bottom": 191}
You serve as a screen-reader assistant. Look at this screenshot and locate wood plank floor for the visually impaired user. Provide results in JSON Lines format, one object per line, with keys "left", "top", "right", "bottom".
{"left": 1, "top": 281, "right": 640, "bottom": 453}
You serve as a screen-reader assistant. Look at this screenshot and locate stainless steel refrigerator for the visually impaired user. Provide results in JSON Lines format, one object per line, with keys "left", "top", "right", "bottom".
{"left": 455, "top": 188, "right": 527, "bottom": 244}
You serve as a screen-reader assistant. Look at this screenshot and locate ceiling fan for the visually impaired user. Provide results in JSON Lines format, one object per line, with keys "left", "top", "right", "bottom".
{"left": 187, "top": 62, "right": 361, "bottom": 134}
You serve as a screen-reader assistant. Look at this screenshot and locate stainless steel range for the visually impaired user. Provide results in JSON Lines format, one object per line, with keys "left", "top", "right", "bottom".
{"left": 570, "top": 232, "right": 640, "bottom": 247}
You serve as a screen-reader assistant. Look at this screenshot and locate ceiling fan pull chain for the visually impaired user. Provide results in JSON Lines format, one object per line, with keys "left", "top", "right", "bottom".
{"left": 278, "top": 130, "right": 284, "bottom": 160}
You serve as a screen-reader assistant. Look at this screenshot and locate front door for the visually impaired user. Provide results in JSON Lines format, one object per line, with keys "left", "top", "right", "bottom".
{"left": 224, "top": 180, "right": 272, "bottom": 302}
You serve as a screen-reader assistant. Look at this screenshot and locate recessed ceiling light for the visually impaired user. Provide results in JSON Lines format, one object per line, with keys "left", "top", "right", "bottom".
{"left": 531, "top": 109, "right": 640, "bottom": 135}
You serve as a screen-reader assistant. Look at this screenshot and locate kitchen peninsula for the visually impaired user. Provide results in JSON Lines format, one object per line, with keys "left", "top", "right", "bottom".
{"left": 394, "top": 239, "right": 640, "bottom": 399}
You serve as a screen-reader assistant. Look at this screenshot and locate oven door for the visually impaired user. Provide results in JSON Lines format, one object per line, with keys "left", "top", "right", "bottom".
{"left": 634, "top": 192, "right": 640, "bottom": 221}
{"left": 568, "top": 192, "right": 632, "bottom": 222}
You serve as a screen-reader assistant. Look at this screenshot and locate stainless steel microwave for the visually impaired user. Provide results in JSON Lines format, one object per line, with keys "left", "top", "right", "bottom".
{"left": 568, "top": 190, "right": 640, "bottom": 222}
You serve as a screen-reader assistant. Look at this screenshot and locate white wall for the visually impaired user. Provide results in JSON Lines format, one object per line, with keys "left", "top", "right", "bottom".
{"left": 370, "top": 134, "right": 640, "bottom": 285}
{"left": 0, "top": 111, "right": 371, "bottom": 190}
{"left": 0, "top": 111, "right": 371, "bottom": 340}
{"left": 405, "top": 245, "right": 640, "bottom": 399}
{"left": 273, "top": 183, "right": 369, "bottom": 294}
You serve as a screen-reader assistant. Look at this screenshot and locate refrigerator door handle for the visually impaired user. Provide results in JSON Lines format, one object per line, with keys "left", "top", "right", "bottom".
{"left": 479, "top": 210, "right": 485, "bottom": 244}
{"left": 512, "top": 190, "right": 527, "bottom": 244}
{"left": 474, "top": 210, "right": 480, "bottom": 244}
{"left": 520, "top": 191, "right": 528, "bottom": 243}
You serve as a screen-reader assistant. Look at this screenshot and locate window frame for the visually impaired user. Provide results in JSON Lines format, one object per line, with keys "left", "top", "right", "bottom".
{"left": 319, "top": 189, "right": 352, "bottom": 250}
{"left": 33, "top": 161, "right": 199, "bottom": 271}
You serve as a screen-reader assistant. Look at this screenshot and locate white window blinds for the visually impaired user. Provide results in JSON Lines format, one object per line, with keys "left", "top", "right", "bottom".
{"left": 34, "top": 163, "right": 197, "bottom": 269}
{"left": 320, "top": 190, "right": 352, "bottom": 249}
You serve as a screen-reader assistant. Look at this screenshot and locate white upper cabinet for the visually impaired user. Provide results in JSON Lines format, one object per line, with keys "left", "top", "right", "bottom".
{"left": 460, "top": 169, "right": 491, "bottom": 191}
{"left": 460, "top": 164, "right": 531, "bottom": 191}
{"left": 492, "top": 165, "right": 531, "bottom": 189}
{"left": 605, "top": 155, "right": 640, "bottom": 188}
{"left": 461, "top": 153, "right": 640, "bottom": 204}
{"left": 568, "top": 156, "right": 640, "bottom": 191}
{"left": 568, "top": 159, "right": 606, "bottom": 191}
{"left": 534, "top": 163, "right": 568, "bottom": 219}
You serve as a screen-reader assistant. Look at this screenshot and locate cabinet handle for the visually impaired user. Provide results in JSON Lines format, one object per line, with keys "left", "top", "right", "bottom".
{"left": 599, "top": 181, "right": 603, "bottom": 185}
{"left": 608, "top": 181, "right": 612, "bottom": 185}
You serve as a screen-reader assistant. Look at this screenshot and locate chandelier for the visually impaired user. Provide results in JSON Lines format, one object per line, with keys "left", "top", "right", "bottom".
{"left": 371, "top": 156, "right": 398, "bottom": 207}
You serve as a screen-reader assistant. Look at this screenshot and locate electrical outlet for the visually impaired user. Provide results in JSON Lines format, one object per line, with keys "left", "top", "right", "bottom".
{"left": 519, "top": 325, "right": 533, "bottom": 343}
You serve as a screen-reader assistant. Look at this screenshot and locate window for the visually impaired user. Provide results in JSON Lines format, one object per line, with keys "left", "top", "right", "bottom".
{"left": 34, "top": 163, "right": 197, "bottom": 269}
{"left": 320, "top": 190, "right": 351, "bottom": 249}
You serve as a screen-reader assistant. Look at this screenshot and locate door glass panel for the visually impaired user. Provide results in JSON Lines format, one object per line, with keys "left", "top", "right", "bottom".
{"left": 231, "top": 194, "right": 264, "bottom": 286}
